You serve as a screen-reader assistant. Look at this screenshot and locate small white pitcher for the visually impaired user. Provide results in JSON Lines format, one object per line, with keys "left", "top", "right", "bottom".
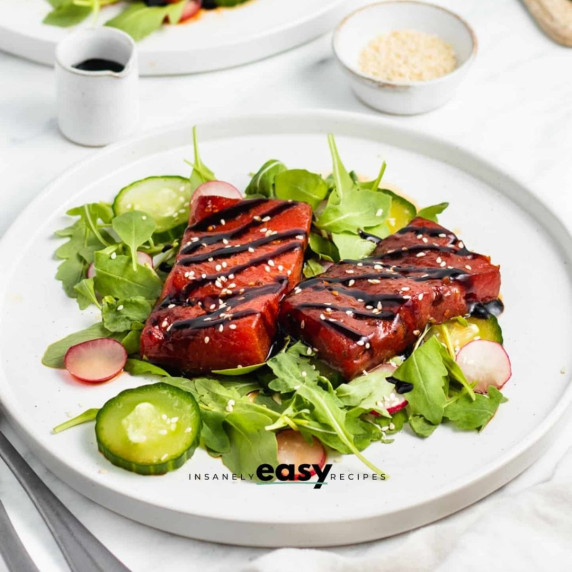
{"left": 55, "top": 27, "right": 139, "bottom": 147}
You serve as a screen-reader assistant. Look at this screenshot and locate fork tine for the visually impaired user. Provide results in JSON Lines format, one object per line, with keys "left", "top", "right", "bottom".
{"left": 0, "top": 500, "right": 40, "bottom": 572}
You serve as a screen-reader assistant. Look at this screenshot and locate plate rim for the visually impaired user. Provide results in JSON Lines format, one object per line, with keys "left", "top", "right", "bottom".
{"left": 1, "top": 109, "right": 571, "bottom": 545}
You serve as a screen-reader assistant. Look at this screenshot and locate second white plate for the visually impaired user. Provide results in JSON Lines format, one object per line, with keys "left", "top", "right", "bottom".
{"left": 0, "top": 111, "right": 571, "bottom": 547}
{"left": 0, "top": 0, "right": 345, "bottom": 75}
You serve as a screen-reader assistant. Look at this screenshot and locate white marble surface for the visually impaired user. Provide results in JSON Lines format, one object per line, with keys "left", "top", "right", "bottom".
{"left": 0, "top": 0, "right": 571, "bottom": 570}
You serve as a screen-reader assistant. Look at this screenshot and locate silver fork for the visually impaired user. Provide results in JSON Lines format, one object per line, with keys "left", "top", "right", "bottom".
{"left": 0, "top": 499, "right": 39, "bottom": 572}
{"left": 0, "top": 429, "right": 130, "bottom": 572}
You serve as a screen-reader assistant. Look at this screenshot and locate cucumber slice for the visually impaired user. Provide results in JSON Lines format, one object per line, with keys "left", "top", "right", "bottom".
{"left": 429, "top": 315, "right": 503, "bottom": 355}
{"left": 113, "top": 176, "right": 192, "bottom": 233}
{"left": 95, "top": 383, "right": 201, "bottom": 475}
{"left": 382, "top": 190, "right": 417, "bottom": 233}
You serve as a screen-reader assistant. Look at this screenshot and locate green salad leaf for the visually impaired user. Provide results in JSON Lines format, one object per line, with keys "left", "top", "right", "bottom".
{"left": 274, "top": 169, "right": 329, "bottom": 209}
{"left": 188, "top": 126, "right": 216, "bottom": 192}
{"left": 93, "top": 250, "right": 162, "bottom": 300}
{"left": 112, "top": 211, "right": 156, "bottom": 271}
{"left": 332, "top": 232, "right": 377, "bottom": 261}
{"left": 393, "top": 337, "right": 448, "bottom": 425}
{"left": 444, "top": 386, "right": 507, "bottom": 431}
{"left": 101, "top": 296, "right": 153, "bottom": 332}
{"left": 105, "top": 1, "right": 186, "bottom": 41}
{"left": 417, "top": 202, "right": 449, "bottom": 222}
{"left": 244, "top": 159, "right": 287, "bottom": 197}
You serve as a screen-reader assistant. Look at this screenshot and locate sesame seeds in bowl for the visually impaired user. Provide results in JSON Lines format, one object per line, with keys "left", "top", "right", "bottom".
{"left": 333, "top": 1, "right": 478, "bottom": 115}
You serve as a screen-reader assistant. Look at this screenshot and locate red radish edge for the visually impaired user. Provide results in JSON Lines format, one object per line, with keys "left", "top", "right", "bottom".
{"left": 366, "top": 362, "right": 408, "bottom": 417}
{"left": 276, "top": 429, "right": 326, "bottom": 480}
{"left": 87, "top": 262, "right": 96, "bottom": 279}
{"left": 136, "top": 251, "right": 153, "bottom": 268}
{"left": 65, "top": 338, "right": 127, "bottom": 384}
{"left": 180, "top": 0, "right": 202, "bottom": 22}
{"left": 190, "top": 180, "right": 241, "bottom": 214}
{"left": 456, "top": 340, "right": 511, "bottom": 393}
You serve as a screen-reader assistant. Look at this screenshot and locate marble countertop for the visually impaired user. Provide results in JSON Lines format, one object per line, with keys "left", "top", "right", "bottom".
{"left": 1, "top": 1, "right": 571, "bottom": 570}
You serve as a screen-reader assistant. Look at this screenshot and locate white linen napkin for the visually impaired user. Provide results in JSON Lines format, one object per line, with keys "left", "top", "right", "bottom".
{"left": 244, "top": 420, "right": 572, "bottom": 572}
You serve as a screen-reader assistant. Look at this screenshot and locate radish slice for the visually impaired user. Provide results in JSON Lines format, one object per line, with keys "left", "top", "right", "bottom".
{"left": 456, "top": 340, "right": 511, "bottom": 393}
{"left": 87, "top": 262, "right": 96, "bottom": 279}
{"left": 65, "top": 339, "right": 127, "bottom": 383}
{"left": 190, "top": 180, "right": 241, "bottom": 214}
{"left": 136, "top": 251, "right": 153, "bottom": 268}
{"left": 367, "top": 362, "right": 408, "bottom": 416}
{"left": 180, "top": 0, "right": 201, "bottom": 22}
{"left": 276, "top": 430, "right": 326, "bottom": 479}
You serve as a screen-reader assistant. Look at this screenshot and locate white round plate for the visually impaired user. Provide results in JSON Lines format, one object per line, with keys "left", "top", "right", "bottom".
{"left": 0, "top": 0, "right": 345, "bottom": 75}
{"left": 1, "top": 111, "right": 571, "bottom": 547}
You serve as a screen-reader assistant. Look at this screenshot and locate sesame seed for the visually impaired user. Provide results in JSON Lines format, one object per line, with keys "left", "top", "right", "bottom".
{"left": 215, "top": 264, "right": 221, "bottom": 271}
{"left": 110, "top": 252, "right": 117, "bottom": 260}
{"left": 295, "top": 235, "right": 305, "bottom": 240}
{"left": 248, "top": 247, "right": 255, "bottom": 253}
{"left": 389, "top": 423, "right": 395, "bottom": 430}
{"left": 365, "top": 343, "right": 371, "bottom": 349}
{"left": 278, "top": 265, "right": 284, "bottom": 271}
{"left": 268, "top": 260, "right": 275, "bottom": 267}
{"left": 223, "top": 239, "right": 229, "bottom": 245}
{"left": 458, "top": 241, "right": 465, "bottom": 248}
{"left": 253, "top": 215, "right": 261, "bottom": 221}
{"left": 201, "top": 273, "right": 207, "bottom": 279}
{"left": 357, "top": 340, "right": 365, "bottom": 346}
{"left": 219, "top": 325, "right": 224, "bottom": 332}
{"left": 229, "top": 324, "right": 237, "bottom": 330}
{"left": 168, "top": 304, "right": 175, "bottom": 309}
{"left": 262, "top": 216, "right": 271, "bottom": 222}
{"left": 439, "top": 233, "right": 446, "bottom": 238}
{"left": 307, "top": 347, "right": 313, "bottom": 355}
{"left": 357, "top": 262, "right": 363, "bottom": 267}
{"left": 346, "top": 269, "right": 355, "bottom": 274}
{"left": 301, "top": 320, "right": 305, "bottom": 329}
{"left": 294, "top": 287, "right": 302, "bottom": 294}
{"left": 436, "top": 257, "right": 442, "bottom": 263}
{"left": 161, "top": 320, "right": 168, "bottom": 328}
{"left": 208, "top": 257, "right": 214, "bottom": 262}
{"left": 419, "top": 293, "right": 424, "bottom": 300}
{"left": 117, "top": 305, "right": 124, "bottom": 311}
{"left": 264, "top": 266, "right": 271, "bottom": 272}
{"left": 204, "top": 336, "right": 210, "bottom": 344}
{"left": 210, "top": 304, "right": 216, "bottom": 310}
{"left": 368, "top": 279, "right": 381, "bottom": 284}
{"left": 440, "top": 261, "right": 447, "bottom": 267}
{"left": 191, "top": 237, "right": 199, "bottom": 242}
{"left": 346, "top": 310, "right": 353, "bottom": 316}
{"left": 422, "top": 237, "right": 428, "bottom": 243}
{"left": 465, "top": 264, "right": 472, "bottom": 270}
{"left": 348, "top": 279, "right": 356, "bottom": 287}
{"left": 416, "top": 252, "right": 426, "bottom": 258}
{"left": 376, "top": 209, "right": 383, "bottom": 217}
{"left": 401, "top": 286, "right": 410, "bottom": 291}
{"left": 260, "top": 228, "right": 268, "bottom": 233}
{"left": 301, "top": 371, "right": 307, "bottom": 377}
{"left": 416, "top": 234, "right": 423, "bottom": 239}
{"left": 320, "top": 314, "right": 326, "bottom": 320}
{"left": 287, "top": 270, "right": 292, "bottom": 276}
{"left": 220, "top": 219, "right": 226, "bottom": 225}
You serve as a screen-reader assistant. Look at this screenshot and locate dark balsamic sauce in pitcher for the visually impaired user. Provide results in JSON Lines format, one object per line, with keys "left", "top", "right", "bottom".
{"left": 73, "top": 59, "right": 125, "bottom": 73}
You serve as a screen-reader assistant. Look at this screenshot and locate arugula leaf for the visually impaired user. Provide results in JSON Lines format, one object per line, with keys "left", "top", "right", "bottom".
{"left": 188, "top": 126, "right": 216, "bottom": 192}
{"left": 53, "top": 408, "right": 99, "bottom": 434}
{"left": 212, "top": 363, "right": 266, "bottom": 376}
{"left": 120, "top": 329, "right": 142, "bottom": 355}
{"left": 316, "top": 135, "right": 391, "bottom": 233}
{"left": 42, "top": 322, "right": 122, "bottom": 368}
{"left": 105, "top": 1, "right": 186, "bottom": 41}
{"left": 409, "top": 415, "right": 438, "bottom": 438}
{"left": 55, "top": 203, "right": 114, "bottom": 297}
{"left": 274, "top": 169, "right": 329, "bottom": 209}
{"left": 267, "top": 344, "right": 388, "bottom": 476}
{"left": 308, "top": 232, "right": 338, "bottom": 262}
{"left": 44, "top": 2, "right": 92, "bottom": 27}
{"left": 124, "top": 358, "right": 170, "bottom": 377}
{"left": 221, "top": 410, "right": 279, "bottom": 480}
{"left": 444, "top": 386, "right": 507, "bottom": 431}
{"left": 393, "top": 337, "right": 448, "bottom": 425}
{"left": 101, "top": 296, "right": 153, "bottom": 332}
{"left": 244, "top": 159, "right": 287, "bottom": 197}
{"left": 417, "top": 202, "right": 449, "bottom": 222}
{"left": 303, "top": 258, "right": 327, "bottom": 279}
{"left": 94, "top": 251, "right": 162, "bottom": 300}
{"left": 332, "top": 232, "right": 377, "bottom": 261}
{"left": 112, "top": 211, "right": 156, "bottom": 271}
{"left": 336, "top": 369, "right": 395, "bottom": 415}
{"left": 73, "top": 278, "right": 100, "bottom": 310}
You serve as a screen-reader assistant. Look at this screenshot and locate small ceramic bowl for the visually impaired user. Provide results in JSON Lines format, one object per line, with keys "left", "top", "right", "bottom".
{"left": 333, "top": 1, "right": 477, "bottom": 115}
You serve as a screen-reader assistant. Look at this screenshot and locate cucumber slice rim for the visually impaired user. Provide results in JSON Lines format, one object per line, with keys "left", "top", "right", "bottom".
{"left": 95, "top": 382, "right": 201, "bottom": 475}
